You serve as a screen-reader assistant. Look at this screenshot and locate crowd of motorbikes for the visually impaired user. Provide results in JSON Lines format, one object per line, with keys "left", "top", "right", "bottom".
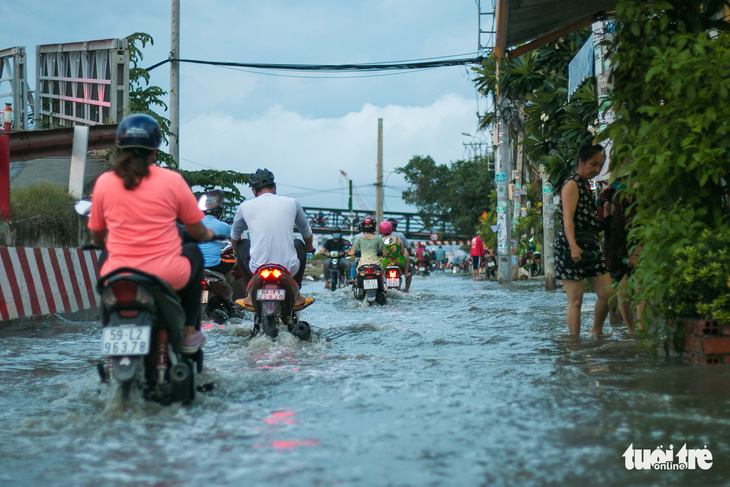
{"left": 75, "top": 195, "right": 544, "bottom": 408}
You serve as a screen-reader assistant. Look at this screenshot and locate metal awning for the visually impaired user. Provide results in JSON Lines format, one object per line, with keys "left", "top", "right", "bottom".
{"left": 495, "top": 0, "right": 613, "bottom": 58}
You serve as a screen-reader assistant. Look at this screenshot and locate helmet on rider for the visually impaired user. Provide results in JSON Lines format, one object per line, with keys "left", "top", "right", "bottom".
{"left": 203, "top": 189, "right": 225, "bottom": 218}
{"left": 332, "top": 228, "right": 342, "bottom": 239}
{"left": 360, "top": 216, "right": 376, "bottom": 233}
{"left": 387, "top": 217, "right": 398, "bottom": 229}
{"left": 116, "top": 113, "right": 162, "bottom": 150}
{"left": 248, "top": 168, "right": 276, "bottom": 190}
{"left": 379, "top": 221, "right": 392, "bottom": 235}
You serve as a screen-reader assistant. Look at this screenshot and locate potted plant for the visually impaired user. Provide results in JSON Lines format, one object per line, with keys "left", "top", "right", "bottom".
{"left": 662, "top": 229, "right": 730, "bottom": 364}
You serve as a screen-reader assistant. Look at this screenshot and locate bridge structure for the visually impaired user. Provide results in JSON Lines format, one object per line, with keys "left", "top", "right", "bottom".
{"left": 301, "top": 207, "right": 469, "bottom": 244}
{"left": 219, "top": 204, "right": 468, "bottom": 244}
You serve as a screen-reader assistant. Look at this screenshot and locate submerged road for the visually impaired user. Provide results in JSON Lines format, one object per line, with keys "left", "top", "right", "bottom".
{"left": 1, "top": 272, "right": 728, "bottom": 486}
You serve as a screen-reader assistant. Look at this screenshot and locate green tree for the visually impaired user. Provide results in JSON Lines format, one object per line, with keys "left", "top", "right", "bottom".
{"left": 602, "top": 0, "right": 730, "bottom": 347}
{"left": 127, "top": 32, "right": 174, "bottom": 168}
{"left": 472, "top": 31, "right": 596, "bottom": 186}
{"left": 396, "top": 154, "right": 495, "bottom": 237}
{"left": 126, "top": 32, "right": 247, "bottom": 202}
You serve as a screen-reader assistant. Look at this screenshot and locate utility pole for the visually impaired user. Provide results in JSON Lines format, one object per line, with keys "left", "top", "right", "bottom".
{"left": 376, "top": 118, "right": 383, "bottom": 224}
{"left": 495, "top": 96, "right": 512, "bottom": 283}
{"left": 169, "top": 0, "right": 180, "bottom": 168}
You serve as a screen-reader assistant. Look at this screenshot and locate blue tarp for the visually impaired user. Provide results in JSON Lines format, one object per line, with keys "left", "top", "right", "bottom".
{"left": 568, "top": 34, "right": 594, "bottom": 100}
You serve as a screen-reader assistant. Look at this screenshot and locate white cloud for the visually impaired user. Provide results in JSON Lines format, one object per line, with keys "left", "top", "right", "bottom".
{"left": 179, "top": 93, "right": 479, "bottom": 211}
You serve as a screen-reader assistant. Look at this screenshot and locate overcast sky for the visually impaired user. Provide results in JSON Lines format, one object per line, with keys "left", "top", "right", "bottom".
{"left": 1, "top": 1, "right": 492, "bottom": 212}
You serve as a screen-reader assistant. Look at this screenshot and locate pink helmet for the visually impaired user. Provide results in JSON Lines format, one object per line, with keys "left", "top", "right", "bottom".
{"left": 379, "top": 221, "right": 392, "bottom": 235}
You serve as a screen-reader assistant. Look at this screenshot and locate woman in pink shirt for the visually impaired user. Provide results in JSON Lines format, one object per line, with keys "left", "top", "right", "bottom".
{"left": 88, "top": 114, "right": 215, "bottom": 353}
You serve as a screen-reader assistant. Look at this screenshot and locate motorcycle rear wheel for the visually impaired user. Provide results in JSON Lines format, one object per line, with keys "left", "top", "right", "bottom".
{"left": 261, "top": 313, "right": 279, "bottom": 339}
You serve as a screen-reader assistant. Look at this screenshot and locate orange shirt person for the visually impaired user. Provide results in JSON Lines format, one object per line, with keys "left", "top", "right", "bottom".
{"left": 88, "top": 114, "right": 215, "bottom": 354}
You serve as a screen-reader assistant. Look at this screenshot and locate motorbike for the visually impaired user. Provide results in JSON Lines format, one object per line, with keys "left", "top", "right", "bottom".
{"left": 353, "top": 263, "right": 386, "bottom": 305}
{"left": 520, "top": 249, "right": 543, "bottom": 277}
{"left": 484, "top": 253, "right": 498, "bottom": 278}
{"left": 75, "top": 196, "right": 225, "bottom": 405}
{"left": 416, "top": 260, "right": 430, "bottom": 277}
{"left": 237, "top": 264, "right": 314, "bottom": 340}
{"left": 97, "top": 267, "right": 200, "bottom": 405}
{"left": 383, "top": 264, "right": 403, "bottom": 291}
{"left": 530, "top": 250, "right": 542, "bottom": 276}
{"left": 327, "top": 250, "right": 348, "bottom": 291}
{"left": 201, "top": 243, "right": 245, "bottom": 323}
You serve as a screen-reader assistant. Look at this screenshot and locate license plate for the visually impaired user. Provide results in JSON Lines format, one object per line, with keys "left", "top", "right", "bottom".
{"left": 386, "top": 278, "right": 400, "bottom": 288}
{"left": 419, "top": 266, "right": 426, "bottom": 271}
{"left": 201, "top": 289, "right": 209, "bottom": 303}
{"left": 488, "top": 261, "right": 495, "bottom": 267}
{"left": 102, "top": 326, "right": 151, "bottom": 356}
{"left": 363, "top": 279, "right": 379, "bottom": 290}
{"left": 257, "top": 288, "right": 285, "bottom": 301}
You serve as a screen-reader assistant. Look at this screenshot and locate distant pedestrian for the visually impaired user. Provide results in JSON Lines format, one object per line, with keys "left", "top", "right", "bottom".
{"left": 555, "top": 143, "right": 613, "bottom": 336}
{"left": 470, "top": 231, "right": 485, "bottom": 280}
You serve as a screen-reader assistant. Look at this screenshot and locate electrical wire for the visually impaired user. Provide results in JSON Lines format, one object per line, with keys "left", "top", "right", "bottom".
{"left": 145, "top": 55, "right": 483, "bottom": 73}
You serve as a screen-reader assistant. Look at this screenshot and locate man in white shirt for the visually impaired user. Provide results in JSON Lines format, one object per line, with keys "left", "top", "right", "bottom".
{"left": 231, "top": 168, "right": 315, "bottom": 293}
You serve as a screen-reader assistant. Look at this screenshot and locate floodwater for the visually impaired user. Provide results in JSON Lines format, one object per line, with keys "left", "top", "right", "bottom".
{"left": 1, "top": 272, "right": 729, "bottom": 487}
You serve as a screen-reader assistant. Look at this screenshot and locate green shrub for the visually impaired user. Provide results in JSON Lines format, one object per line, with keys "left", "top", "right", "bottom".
{"left": 603, "top": 1, "right": 730, "bottom": 347}
{"left": 6, "top": 183, "right": 80, "bottom": 246}
{"left": 665, "top": 229, "right": 730, "bottom": 323}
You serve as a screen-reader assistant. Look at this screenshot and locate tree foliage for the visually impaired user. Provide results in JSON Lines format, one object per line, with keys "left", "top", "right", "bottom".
{"left": 602, "top": 0, "right": 730, "bottom": 346}
{"left": 396, "top": 154, "right": 495, "bottom": 237}
{"left": 472, "top": 31, "right": 597, "bottom": 186}
{"left": 126, "top": 33, "right": 247, "bottom": 202}
{"left": 180, "top": 169, "right": 250, "bottom": 205}
{"left": 127, "top": 32, "right": 174, "bottom": 168}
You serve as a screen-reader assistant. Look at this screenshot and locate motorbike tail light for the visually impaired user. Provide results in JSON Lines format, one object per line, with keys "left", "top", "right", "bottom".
{"left": 104, "top": 281, "right": 152, "bottom": 306}
{"left": 388, "top": 270, "right": 397, "bottom": 278}
{"left": 260, "top": 268, "right": 282, "bottom": 279}
{"left": 110, "top": 281, "right": 139, "bottom": 305}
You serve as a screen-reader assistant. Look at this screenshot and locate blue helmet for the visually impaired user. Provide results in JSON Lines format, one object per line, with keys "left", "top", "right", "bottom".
{"left": 116, "top": 114, "right": 162, "bottom": 150}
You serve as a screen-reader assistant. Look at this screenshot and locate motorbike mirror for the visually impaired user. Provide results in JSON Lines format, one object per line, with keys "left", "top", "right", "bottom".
{"left": 74, "top": 199, "right": 92, "bottom": 216}
{"left": 198, "top": 194, "right": 208, "bottom": 211}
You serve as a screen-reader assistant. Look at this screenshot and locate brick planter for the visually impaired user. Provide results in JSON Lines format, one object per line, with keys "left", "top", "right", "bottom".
{"left": 683, "top": 318, "right": 730, "bottom": 365}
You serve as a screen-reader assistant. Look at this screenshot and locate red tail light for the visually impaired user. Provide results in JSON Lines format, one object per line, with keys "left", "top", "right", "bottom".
{"left": 111, "top": 281, "right": 139, "bottom": 305}
{"left": 260, "top": 268, "right": 282, "bottom": 279}
{"left": 365, "top": 268, "right": 376, "bottom": 275}
{"left": 388, "top": 270, "right": 397, "bottom": 278}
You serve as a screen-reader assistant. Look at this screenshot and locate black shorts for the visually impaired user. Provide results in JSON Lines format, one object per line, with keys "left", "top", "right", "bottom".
{"left": 472, "top": 256, "right": 481, "bottom": 270}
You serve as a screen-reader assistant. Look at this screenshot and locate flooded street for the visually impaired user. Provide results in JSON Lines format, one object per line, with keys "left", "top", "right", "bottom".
{"left": 1, "top": 272, "right": 729, "bottom": 486}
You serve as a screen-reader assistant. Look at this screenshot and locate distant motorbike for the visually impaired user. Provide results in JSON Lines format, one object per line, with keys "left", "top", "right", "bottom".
{"left": 521, "top": 249, "right": 543, "bottom": 277}
{"left": 353, "top": 263, "right": 386, "bottom": 305}
{"left": 327, "top": 250, "right": 348, "bottom": 291}
{"left": 238, "top": 264, "right": 314, "bottom": 340}
{"left": 383, "top": 264, "right": 403, "bottom": 291}
{"left": 484, "top": 253, "right": 498, "bottom": 278}
{"left": 201, "top": 243, "right": 245, "bottom": 323}
{"left": 416, "top": 260, "right": 430, "bottom": 277}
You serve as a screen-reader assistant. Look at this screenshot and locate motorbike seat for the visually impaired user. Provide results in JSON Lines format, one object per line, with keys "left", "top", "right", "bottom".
{"left": 203, "top": 269, "right": 228, "bottom": 281}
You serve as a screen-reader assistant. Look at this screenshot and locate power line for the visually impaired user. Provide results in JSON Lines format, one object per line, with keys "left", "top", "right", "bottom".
{"left": 146, "top": 55, "right": 482, "bottom": 73}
